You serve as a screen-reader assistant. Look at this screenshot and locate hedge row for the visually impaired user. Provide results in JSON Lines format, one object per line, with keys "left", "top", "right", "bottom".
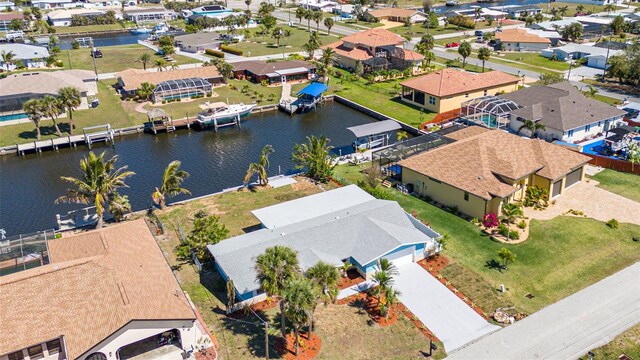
{"left": 220, "top": 45, "right": 243, "bottom": 56}
{"left": 205, "top": 48, "right": 225, "bottom": 58}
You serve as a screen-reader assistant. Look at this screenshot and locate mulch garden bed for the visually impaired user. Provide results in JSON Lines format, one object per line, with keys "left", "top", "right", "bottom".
{"left": 194, "top": 348, "right": 218, "bottom": 360}
{"left": 337, "top": 269, "right": 366, "bottom": 290}
{"left": 227, "top": 298, "right": 278, "bottom": 319}
{"left": 275, "top": 332, "right": 322, "bottom": 360}
{"left": 396, "top": 302, "right": 439, "bottom": 342}
{"left": 338, "top": 292, "right": 399, "bottom": 327}
{"left": 417, "top": 255, "right": 449, "bottom": 274}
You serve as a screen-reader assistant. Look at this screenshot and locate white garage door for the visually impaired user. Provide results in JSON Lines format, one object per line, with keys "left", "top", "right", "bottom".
{"left": 383, "top": 246, "right": 415, "bottom": 267}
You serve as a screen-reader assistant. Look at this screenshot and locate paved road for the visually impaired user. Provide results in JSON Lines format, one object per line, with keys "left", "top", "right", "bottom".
{"left": 447, "top": 262, "right": 640, "bottom": 360}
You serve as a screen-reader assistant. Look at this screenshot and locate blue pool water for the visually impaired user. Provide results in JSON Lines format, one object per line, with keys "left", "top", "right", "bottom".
{"left": 581, "top": 140, "right": 620, "bottom": 159}
{"left": 479, "top": 114, "right": 498, "bottom": 128}
{"left": 0, "top": 113, "right": 28, "bottom": 122}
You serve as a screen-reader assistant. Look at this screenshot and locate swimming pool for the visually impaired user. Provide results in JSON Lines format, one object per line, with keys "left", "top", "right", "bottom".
{"left": 478, "top": 114, "right": 498, "bottom": 128}
{"left": 0, "top": 113, "right": 28, "bottom": 122}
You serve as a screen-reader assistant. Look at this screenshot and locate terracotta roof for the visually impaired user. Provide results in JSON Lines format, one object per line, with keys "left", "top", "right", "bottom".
{"left": 444, "top": 125, "right": 490, "bottom": 140}
{"left": 368, "top": 8, "right": 421, "bottom": 18}
{"left": 495, "top": 28, "right": 551, "bottom": 44}
{"left": 118, "top": 66, "right": 221, "bottom": 91}
{"left": 324, "top": 41, "right": 373, "bottom": 61}
{"left": 232, "top": 59, "right": 315, "bottom": 75}
{"left": 0, "top": 220, "right": 196, "bottom": 359}
{"left": 0, "top": 13, "right": 23, "bottom": 20}
{"left": 340, "top": 28, "right": 405, "bottom": 48}
{"left": 402, "top": 48, "right": 424, "bottom": 61}
{"left": 400, "top": 68, "right": 520, "bottom": 97}
{"left": 399, "top": 129, "right": 591, "bottom": 200}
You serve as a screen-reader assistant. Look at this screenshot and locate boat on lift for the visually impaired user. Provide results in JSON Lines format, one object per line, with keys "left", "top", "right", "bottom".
{"left": 196, "top": 101, "right": 255, "bottom": 130}
{"left": 130, "top": 26, "right": 152, "bottom": 34}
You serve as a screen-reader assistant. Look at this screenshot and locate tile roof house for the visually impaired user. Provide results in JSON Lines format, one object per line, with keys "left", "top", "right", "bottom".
{"left": 367, "top": 8, "right": 428, "bottom": 24}
{"left": 116, "top": 66, "right": 223, "bottom": 101}
{"left": 0, "top": 13, "right": 24, "bottom": 31}
{"left": 494, "top": 28, "right": 551, "bottom": 51}
{"left": 208, "top": 185, "right": 441, "bottom": 311}
{"left": 0, "top": 220, "right": 212, "bottom": 360}
{"left": 400, "top": 68, "right": 520, "bottom": 113}
{"left": 399, "top": 127, "right": 592, "bottom": 218}
{"left": 323, "top": 28, "right": 423, "bottom": 74}
{"left": 231, "top": 60, "right": 316, "bottom": 85}
{"left": 501, "top": 82, "right": 627, "bottom": 143}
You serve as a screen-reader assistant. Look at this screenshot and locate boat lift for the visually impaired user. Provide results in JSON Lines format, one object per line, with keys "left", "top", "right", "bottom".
{"left": 347, "top": 120, "right": 402, "bottom": 151}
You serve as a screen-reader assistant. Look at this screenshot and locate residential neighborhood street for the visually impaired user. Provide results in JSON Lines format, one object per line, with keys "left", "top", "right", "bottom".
{"left": 447, "top": 262, "right": 640, "bottom": 360}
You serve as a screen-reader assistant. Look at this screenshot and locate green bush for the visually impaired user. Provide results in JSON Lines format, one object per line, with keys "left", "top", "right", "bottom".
{"left": 205, "top": 48, "right": 225, "bottom": 58}
{"left": 220, "top": 45, "right": 243, "bottom": 56}
{"left": 498, "top": 223, "right": 509, "bottom": 236}
{"left": 517, "top": 220, "right": 527, "bottom": 229}
{"left": 508, "top": 230, "right": 520, "bottom": 240}
{"left": 448, "top": 15, "right": 476, "bottom": 29}
{"left": 607, "top": 219, "right": 619, "bottom": 229}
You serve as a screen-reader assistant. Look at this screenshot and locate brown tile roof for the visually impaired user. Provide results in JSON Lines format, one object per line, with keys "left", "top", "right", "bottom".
{"left": 400, "top": 68, "right": 520, "bottom": 97}
{"left": 324, "top": 41, "right": 373, "bottom": 61}
{"left": 0, "top": 220, "right": 196, "bottom": 359}
{"left": 444, "top": 125, "right": 490, "bottom": 140}
{"left": 0, "top": 13, "right": 24, "bottom": 21}
{"left": 340, "top": 28, "right": 405, "bottom": 48}
{"left": 399, "top": 129, "right": 591, "bottom": 200}
{"left": 118, "top": 66, "right": 221, "bottom": 91}
{"left": 231, "top": 59, "right": 315, "bottom": 75}
{"left": 368, "top": 8, "right": 421, "bottom": 19}
{"left": 495, "top": 28, "right": 551, "bottom": 44}
{"left": 402, "top": 48, "right": 424, "bottom": 61}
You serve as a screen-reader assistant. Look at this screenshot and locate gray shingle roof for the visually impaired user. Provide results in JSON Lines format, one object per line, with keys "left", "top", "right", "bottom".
{"left": 0, "top": 43, "right": 49, "bottom": 61}
{"left": 208, "top": 187, "right": 440, "bottom": 296}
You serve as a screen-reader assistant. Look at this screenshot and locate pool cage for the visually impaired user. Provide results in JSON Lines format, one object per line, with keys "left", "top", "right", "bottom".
{"left": 152, "top": 77, "right": 212, "bottom": 103}
{"left": 459, "top": 96, "right": 521, "bottom": 130}
{"left": 372, "top": 130, "right": 459, "bottom": 180}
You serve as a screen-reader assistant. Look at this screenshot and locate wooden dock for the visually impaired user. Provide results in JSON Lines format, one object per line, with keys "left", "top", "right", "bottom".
{"left": 278, "top": 83, "right": 299, "bottom": 115}
{"left": 16, "top": 124, "right": 115, "bottom": 156}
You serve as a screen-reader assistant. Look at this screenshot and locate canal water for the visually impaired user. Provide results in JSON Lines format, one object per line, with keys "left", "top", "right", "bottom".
{"left": 432, "top": 0, "right": 548, "bottom": 12}
{"left": 0, "top": 102, "right": 403, "bottom": 236}
{"left": 57, "top": 32, "right": 153, "bottom": 50}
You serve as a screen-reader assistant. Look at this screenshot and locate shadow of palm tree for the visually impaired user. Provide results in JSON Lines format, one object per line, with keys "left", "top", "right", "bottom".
{"left": 485, "top": 259, "right": 504, "bottom": 273}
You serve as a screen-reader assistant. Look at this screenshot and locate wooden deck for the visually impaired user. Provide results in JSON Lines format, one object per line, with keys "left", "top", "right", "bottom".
{"left": 16, "top": 124, "right": 116, "bottom": 156}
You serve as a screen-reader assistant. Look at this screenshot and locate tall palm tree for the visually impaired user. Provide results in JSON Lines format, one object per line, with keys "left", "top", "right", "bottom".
{"left": 381, "top": 286, "right": 401, "bottom": 319}
{"left": 585, "top": 85, "right": 598, "bottom": 98}
{"left": 603, "top": 3, "right": 615, "bottom": 13}
{"left": 319, "top": 47, "right": 335, "bottom": 82}
{"left": 501, "top": 203, "right": 523, "bottom": 241}
{"left": 245, "top": 144, "right": 274, "bottom": 186}
{"left": 306, "top": 261, "right": 340, "bottom": 305}
{"left": 137, "top": 52, "right": 152, "bottom": 70}
{"left": 282, "top": 276, "right": 316, "bottom": 356}
{"left": 23, "top": 98, "right": 46, "bottom": 140}
{"left": 137, "top": 82, "right": 155, "bottom": 102}
{"left": 154, "top": 59, "right": 168, "bottom": 72}
{"left": 517, "top": 119, "right": 546, "bottom": 138}
{"left": 244, "top": 0, "right": 251, "bottom": 10}
{"left": 255, "top": 246, "right": 301, "bottom": 341}
{"left": 1, "top": 50, "right": 15, "bottom": 71}
{"left": 478, "top": 46, "right": 491, "bottom": 72}
{"left": 56, "top": 151, "right": 135, "bottom": 229}
{"left": 324, "top": 17, "right": 334, "bottom": 36}
{"left": 378, "top": 258, "right": 398, "bottom": 276}
{"left": 372, "top": 270, "right": 393, "bottom": 308}
{"left": 57, "top": 86, "right": 82, "bottom": 134}
{"left": 291, "top": 135, "right": 335, "bottom": 182}
{"left": 41, "top": 95, "right": 63, "bottom": 136}
{"left": 458, "top": 41, "right": 472, "bottom": 67}
{"left": 151, "top": 160, "right": 191, "bottom": 209}
{"left": 312, "top": 10, "right": 322, "bottom": 32}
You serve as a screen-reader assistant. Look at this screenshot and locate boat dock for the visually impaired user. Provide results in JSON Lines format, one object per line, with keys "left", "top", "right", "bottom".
{"left": 16, "top": 124, "right": 115, "bottom": 156}
{"left": 279, "top": 83, "right": 299, "bottom": 114}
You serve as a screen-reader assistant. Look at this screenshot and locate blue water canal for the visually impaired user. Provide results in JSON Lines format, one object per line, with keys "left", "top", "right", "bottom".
{"left": 0, "top": 102, "right": 404, "bottom": 236}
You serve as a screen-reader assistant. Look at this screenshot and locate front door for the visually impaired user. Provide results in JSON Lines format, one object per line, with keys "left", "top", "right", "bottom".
{"left": 281, "top": 75, "right": 287, "bottom": 84}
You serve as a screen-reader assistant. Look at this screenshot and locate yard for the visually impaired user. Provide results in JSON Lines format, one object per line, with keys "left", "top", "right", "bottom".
{"left": 495, "top": 52, "right": 570, "bottom": 72}
{"left": 333, "top": 163, "right": 640, "bottom": 315}
{"left": 229, "top": 25, "right": 340, "bottom": 57}
{"left": 434, "top": 56, "right": 488, "bottom": 73}
{"left": 60, "top": 44, "right": 199, "bottom": 74}
{"left": 589, "top": 169, "right": 640, "bottom": 203}
{"left": 153, "top": 181, "right": 445, "bottom": 359}
{"left": 588, "top": 323, "right": 640, "bottom": 359}
{"left": 52, "top": 22, "right": 134, "bottom": 34}
{"left": 539, "top": 1, "right": 624, "bottom": 15}
{"left": 391, "top": 21, "right": 494, "bottom": 38}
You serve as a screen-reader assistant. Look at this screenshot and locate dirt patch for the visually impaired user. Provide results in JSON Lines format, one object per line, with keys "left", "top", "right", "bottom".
{"left": 275, "top": 332, "right": 322, "bottom": 360}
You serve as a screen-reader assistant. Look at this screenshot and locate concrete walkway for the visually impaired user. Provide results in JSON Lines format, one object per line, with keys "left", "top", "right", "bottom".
{"left": 447, "top": 262, "right": 640, "bottom": 360}
{"left": 395, "top": 263, "right": 500, "bottom": 353}
{"left": 525, "top": 180, "right": 640, "bottom": 225}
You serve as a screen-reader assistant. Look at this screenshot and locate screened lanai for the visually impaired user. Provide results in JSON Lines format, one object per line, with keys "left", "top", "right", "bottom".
{"left": 460, "top": 96, "right": 520, "bottom": 130}
{"left": 152, "top": 77, "right": 212, "bottom": 102}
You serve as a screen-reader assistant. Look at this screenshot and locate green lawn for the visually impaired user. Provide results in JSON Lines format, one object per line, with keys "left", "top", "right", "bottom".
{"left": 60, "top": 44, "right": 200, "bottom": 74}
{"left": 52, "top": 22, "right": 134, "bottom": 34}
{"left": 496, "top": 52, "right": 570, "bottom": 72}
{"left": 231, "top": 25, "right": 340, "bottom": 57}
{"left": 589, "top": 169, "right": 640, "bottom": 203}
{"left": 435, "top": 35, "right": 474, "bottom": 46}
{"left": 589, "top": 323, "right": 640, "bottom": 360}
{"left": 539, "top": 1, "right": 624, "bottom": 15}
{"left": 333, "top": 163, "right": 640, "bottom": 315}
{"left": 391, "top": 21, "right": 494, "bottom": 38}
{"left": 591, "top": 93, "right": 622, "bottom": 106}
{"left": 434, "top": 56, "right": 489, "bottom": 73}
{"left": 338, "top": 20, "right": 384, "bottom": 30}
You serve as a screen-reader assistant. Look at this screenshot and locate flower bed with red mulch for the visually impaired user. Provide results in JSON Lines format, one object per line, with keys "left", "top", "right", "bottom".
{"left": 337, "top": 269, "right": 366, "bottom": 290}
{"left": 275, "top": 332, "right": 322, "bottom": 360}
{"left": 338, "top": 292, "right": 399, "bottom": 327}
{"left": 227, "top": 297, "right": 279, "bottom": 319}
{"left": 396, "top": 302, "right": 439, "bottom": 342}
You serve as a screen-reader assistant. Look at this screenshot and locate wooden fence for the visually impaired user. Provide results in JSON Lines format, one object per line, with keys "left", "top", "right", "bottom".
{"left": 583, "top": 153, "right": 640, "bottom": 175}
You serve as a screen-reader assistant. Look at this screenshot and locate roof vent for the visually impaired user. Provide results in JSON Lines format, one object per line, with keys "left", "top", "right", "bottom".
{"left": 280, "top": 233, "right": 285, "bottom": 236}
{"left": 477, "top": 176, "right": 483, "bottom": 180}
{"left": 335, "top": 216, "right": 340, "bottom": 220}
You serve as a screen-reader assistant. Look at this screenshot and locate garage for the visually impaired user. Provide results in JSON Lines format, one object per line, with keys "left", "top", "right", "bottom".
{"left": 552, "top": 180, "right": 563, "bottom": 198}
{"left": 565, "top": 168, "right": 582, "bottom": 189}
{"left": 383, "top": 246, "right": 415, "bottom": 267}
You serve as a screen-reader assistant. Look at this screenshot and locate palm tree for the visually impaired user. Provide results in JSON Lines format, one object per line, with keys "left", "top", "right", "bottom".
{"left": 501, "top": 203, "right": 523, "bottom": 241}
{"left": 137, "top": 82, "right": 155, "bottom": 102}
{"left": 151, "top": 160, "right": 191, "bottom": 209}
{"left": 23, "top": 98, "right": 46, "bottom": 140}
{"left": 306, "top": 261, "right": 340, "bottom": 305}
{"left": 154, "top": 59, "right": 168, "bottom": 72}
{"left": 477, "top": 47, "right": 491, "bottom": 72}
{"left": 517, "top": 119, "right": 546, "bottom": 138}
{"left": 245, "top": 144, "right": 274, "bottom": 186}
{"left": 576, "top": 4, "right": 585, "bottom": 13}
{"left": 291, "top": 135, "right": 335, "bottom": 182}
{"left": 58, "top": 86, "right": 81, "bottom": 134}
{"left": 372, "top": 269, "right": 393, "bottom": 308}
{"left": 497, "top": 247, "right": 516, "bottom": 270}
{"left": 41, "top": 95, "right": 63, "bottom": 136}
{"left": 397, "top": 131, "right": 408, "bottom": 141}
{"left": 303, "top": 9, "right": 312, "bottom": 32}
{"left": 381, "top": 287, "right": 401, "bottom": 319}
{"left": 296, "top": 6, "right": 305, "bottom": 24}
{"left": 271, "top": 26, "right": 283, "bottom": 48}
{"left": 56, "top": 151, "right": 135, "bottom": 229}
{"left": 324, "top": 17, "right": 334, "bottom": 36}
{"left": 255, "top": 246, "right": 301, "bottom": 341}
{"left": 1, "top": 50, "right": 15, "bottom": 71}
{"left": 603, "top": 3, "right": 616, "bottom": 13}
{"left": 458, "top": 41, "right": 472, "bottom": 67}
{"left": 558, "top": 5, "right": 569, "bottom": 16}
{"left": 474, "top": 7, "right": 482, "bottom": 23}
{"left": 282, "top": 276, "right": 316, "bottom": 356}
{"left": 419, "top": 34, "right": 435, "bottom": 51}
{"left": 137, "top": 52, "right": 151, "bottom": 70}
{"left": 628, "top": 143, "right": 639, "bottom": 172}
{"left": 319, "top": 47, "right": 335, "bottom": 82}
{"left": 312, "top": 10, "right": 322, "bottom": 32}
{"left": 585, "top": 85, "right": 599, "bottom": 98}
{"left": 244, "top": 0, "right": 251, "bottom": 10}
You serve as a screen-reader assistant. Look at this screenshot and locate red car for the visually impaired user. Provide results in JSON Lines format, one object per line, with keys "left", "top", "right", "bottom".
{"left": 445, "top": 42, "right": 460, "bottom": 48}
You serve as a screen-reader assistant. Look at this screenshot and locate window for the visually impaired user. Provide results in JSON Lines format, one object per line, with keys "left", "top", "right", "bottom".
{"left": 484, "top": 90, "right": 488, "bottom": 96}
{"left": 429, "top": 96, "right": 436, "bottom": 105}
{"left": 8, "top": 351, "right": 24, "bottom": 360}
{"left": 585, "top": 124, "right": 591, "bottom": 132}
{"left": 567, "top": 129, "right": 574, "bottom": 137}
{"left": 464, "top": 192, "right": 469, "bottom": 201}
{"left": 28, "top": 345, "right": 43, "bottom": 360}
{"left": 465, "top": 93, "right": 470, "bottom": 98}
{"left": 46, "top": 339, "right": 61, "bottom": 354}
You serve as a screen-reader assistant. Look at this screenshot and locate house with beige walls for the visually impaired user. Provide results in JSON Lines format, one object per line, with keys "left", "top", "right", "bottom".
{"left": 398, "top": 127, "right": 591, "bottom": 219}
{"left": 399, "top": 69, "right": 520, "bottom": 114}
{"left": 0, "top": 220, "right": 212, "bottom": 360}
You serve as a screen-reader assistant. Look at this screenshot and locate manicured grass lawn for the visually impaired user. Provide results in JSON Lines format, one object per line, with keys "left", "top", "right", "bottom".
{"left": 60, "top": 44, "right": 200, "bottom": 74}
{"left": 589, "top": 169, "right": 640, "bottom": 203}
{"left": 496, "top": 52, "right": 570, "bottom": 71}
{"left": 153, "top": 181, "right": 445, "bottom": 359}
{"left": 435, "top": 35, "right": 474, "bottom": 46}
{"left": 539, "top": 1, "right": 623, "bottom": 15}
{"left": 391, "top": 22, "right": 493, "bottom": 38}
{"left": 333, "top": 163, "right": 640, "bottom": 315}
{"left": 339, "top": 20, "right": 384, "bottom": 30}
{"left": 231, "top": 25, "right": 340, "bottom": 57}
{"left": 434, "top": 56, "right": 489, "bottom": 73}
{"left": 52, "top": 22, "right": 132, "bottom": 34}
{"left": 589, "top": 323, "right": 640, "bottom": 360}
{"left": 591, "top": 93, "right": 622, "bottom": 106}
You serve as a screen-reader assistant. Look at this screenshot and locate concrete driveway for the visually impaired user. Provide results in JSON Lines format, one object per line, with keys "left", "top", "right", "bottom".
{"left": 525, "top": 180, "right": 640, "bottom": 225}
{"left": 395, "top": 263, "right": 500, "bottom": 353}
{"left": 447, "top": 262, "right": 640, "bottom": 360}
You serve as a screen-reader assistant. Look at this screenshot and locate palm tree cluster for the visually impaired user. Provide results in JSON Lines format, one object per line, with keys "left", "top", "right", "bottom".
{"left": 255, "top": 246, "right": 340, "bottom": 356}
{"left": 372, "top": 258, "right": 401, "bottom": 320}
{"left": 22, "top": 86, "right": 82, "bottom": 140}
{"left": 517, "top": 119, "right": 546, "bottom": 138}
{"left": 291, "top": 135, "right": 336, "bottom": 182}
{"left": 245, "top": 145, "right": 274, "bottom": 186}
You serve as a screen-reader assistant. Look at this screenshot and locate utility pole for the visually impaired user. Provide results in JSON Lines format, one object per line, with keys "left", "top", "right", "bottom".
{"left": 90, "top": 38, "right": 98, "bottom": 80}
{"left": 264, "top": 322, "right": 269, "bottom": 360}
{"left": 602, "top": 35, "right": 611, "bottom": 80}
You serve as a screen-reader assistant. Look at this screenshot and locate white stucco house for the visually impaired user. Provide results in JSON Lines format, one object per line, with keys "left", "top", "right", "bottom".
{"left": 501, "top": 82, "right": 627, "bottom": 144}
{"left": 0, "top": 220, "right": 213, "bottom": 360}
{"left": 0, "top": 43, "right": 50, "bottom": 70}
{"left": 554, "top": 0, "right": 624, "bottom": 5}
{"left": 541, "top": 43, "right": 622, "bottom": 69}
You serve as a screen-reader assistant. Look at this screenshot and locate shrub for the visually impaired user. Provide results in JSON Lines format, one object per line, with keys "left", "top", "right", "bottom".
{"left": 205, "top": 48, "right": 225, "bottom": 58}
{"left": 508, "top": 230, "right": 520, "bottom": 240}
{"left": 498, "top": 223, "right": 509, "bottom": 236}
{"left": 483, "top": 213, "right": 499, "bottom": 228}
{"left": 448, "top": 15, "right": 475, "bottom": 29}
{"left": 517, "top": 220, "right": 527, "bottom": 229}
{"left": 220, "top": 45, "right": 243, "bottom": 56}
{"left": 607, "top": 219, "right": 619, "bottom": 229}
{"left": 447, "top": 205, "right": 459, "bottom": 214}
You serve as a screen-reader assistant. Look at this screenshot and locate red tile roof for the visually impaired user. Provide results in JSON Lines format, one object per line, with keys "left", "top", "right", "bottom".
{"left": 340, "top": 27, "right": 405, "bottom": 48}
{"left": 400, "top": 68, "right": 519, "bottom": 97}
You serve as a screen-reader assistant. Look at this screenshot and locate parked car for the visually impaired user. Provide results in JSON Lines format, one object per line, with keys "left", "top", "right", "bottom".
{"left": 474, "top": 30, "right": 484, "bottom": 37}
{"left": 445, "top": 42, "right": 460, "bottom": 48}
{"left": 90, "top": 49, "right": 103, "bottom": 58}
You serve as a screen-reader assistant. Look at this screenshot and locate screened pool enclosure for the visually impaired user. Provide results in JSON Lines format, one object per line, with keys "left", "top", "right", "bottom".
{"left": 152, "top": 77, "right": 212, "bottom": 102}
{"left": 460, "top": 96, "right": 520, "bottom": 130}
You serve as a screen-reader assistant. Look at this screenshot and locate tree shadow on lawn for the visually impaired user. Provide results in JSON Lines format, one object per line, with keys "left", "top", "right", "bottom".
{"left": 485, "top": 259, "right": 505, "bottom": 273}
{"left": 220, "top": 310, "right": 284, "bottom": 359}
{"left": 19, "top": 123, "right": 72, "bottom": 141}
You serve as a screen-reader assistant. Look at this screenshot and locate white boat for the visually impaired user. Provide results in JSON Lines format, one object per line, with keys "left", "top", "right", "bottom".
{"left": 130, "top": 27, "right": 152, "bottom": 34}
{"left": 153, "top": 23, "right": 170, "bottom": 35}
{"left": 446, "top": 0, "right": 458, "bottom": 6}
{"left": 196, "top": 102, "right": 256, "bottom": 129}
